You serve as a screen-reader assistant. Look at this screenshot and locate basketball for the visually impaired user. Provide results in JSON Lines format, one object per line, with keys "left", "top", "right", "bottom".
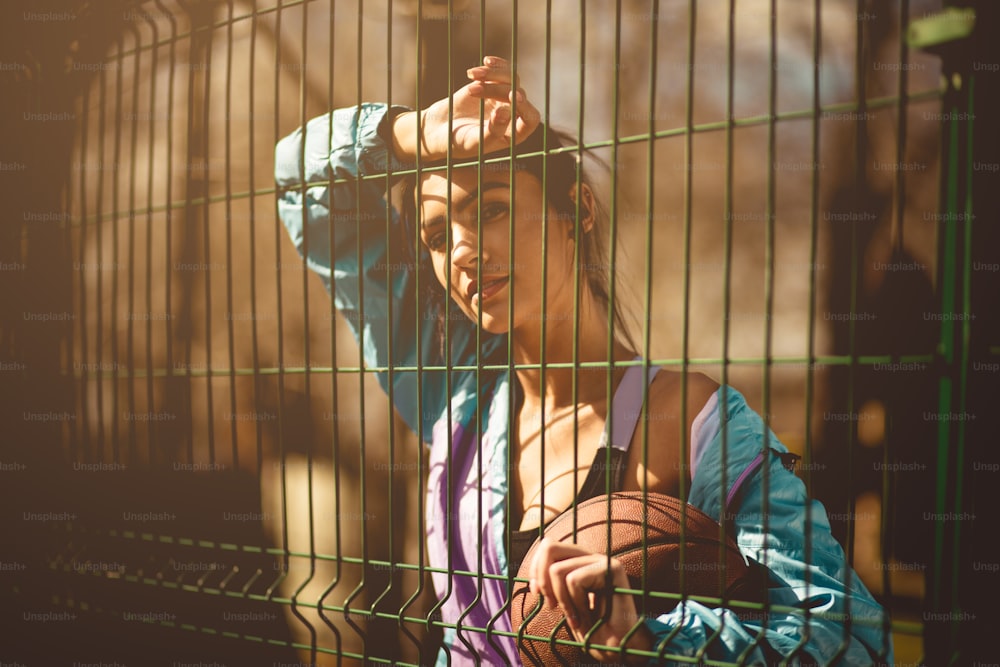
{"left": 510, "top": 492, "right": 755, "bottom": 666}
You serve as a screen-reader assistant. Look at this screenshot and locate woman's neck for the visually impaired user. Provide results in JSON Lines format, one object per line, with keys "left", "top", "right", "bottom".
{"left": 511, "top": 291, "right": 635, "bottom": 413}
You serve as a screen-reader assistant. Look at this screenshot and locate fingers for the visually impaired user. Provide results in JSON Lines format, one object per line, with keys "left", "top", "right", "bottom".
{"left": 488, "top": 105, "right": 512, "bottom": 142}
{"left": 529, "top": 538, "right": 585, "bottom": 599}
{"left": 465, "top": 56, "right": 540, "bottom": 146}
{"left": 466, "top": 81, "right": 525, "bottom": 104}
{"left": 464, "top": 85, "right": 540, "bottom": 146}
{"left": 548, "top": 555, "right": 602, "bottom": 629}
{"left": 466, "top": 55, "right": 521, "bottom": 91}
{"left": 511, "top": 97, "right": 541, "bottom": 143}
{"left": 528, "top": 539, "right": 650, "bottom": 663}
{"left": 466, "top": 57, "right": 528, "bottom": 113}
{"left": 529, "top": 539, "right": 625, "bottom": 630}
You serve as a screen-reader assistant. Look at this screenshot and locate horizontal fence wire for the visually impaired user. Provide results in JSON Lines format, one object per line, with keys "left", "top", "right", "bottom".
{"left": 65, "top": 354, "right": 940, "bottom": 379}
{"left": 43, "top": 87, "right": 945, "bottom": 230}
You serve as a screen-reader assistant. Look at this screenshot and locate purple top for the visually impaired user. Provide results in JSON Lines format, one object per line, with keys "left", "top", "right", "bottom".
{"left": 424, "top": 361, "right": 663, "bottom": 664}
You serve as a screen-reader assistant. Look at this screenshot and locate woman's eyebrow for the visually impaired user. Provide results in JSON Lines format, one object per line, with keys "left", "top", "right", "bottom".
{"left": 454, "top": 181, "right": 510, "bottom": 213}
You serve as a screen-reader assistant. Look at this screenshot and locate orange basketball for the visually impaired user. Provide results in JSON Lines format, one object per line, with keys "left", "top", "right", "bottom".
{"left": 510, "top": 492, "right": 755, "bottom": 666}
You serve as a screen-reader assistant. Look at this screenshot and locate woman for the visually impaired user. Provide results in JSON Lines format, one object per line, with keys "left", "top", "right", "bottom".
{"left": 275, "top": 56, "right": 892, "bottom": 665}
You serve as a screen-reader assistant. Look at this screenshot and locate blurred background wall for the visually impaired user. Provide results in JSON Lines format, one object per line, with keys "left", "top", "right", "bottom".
{"left": 3, "top": 0, "right": 995, "bottom": 665}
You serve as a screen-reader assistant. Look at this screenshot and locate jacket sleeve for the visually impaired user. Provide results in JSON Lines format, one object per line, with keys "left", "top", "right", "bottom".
{"left": 274, "top": 103, "right": 494, "bottom": 444}
{"left": 641, "top": 386, "right": 894, "bottom": 666}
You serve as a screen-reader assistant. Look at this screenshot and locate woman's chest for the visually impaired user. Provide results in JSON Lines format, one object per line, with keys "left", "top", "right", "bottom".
{"left": 511, "top": 406, "right": 609, "bottom": 530}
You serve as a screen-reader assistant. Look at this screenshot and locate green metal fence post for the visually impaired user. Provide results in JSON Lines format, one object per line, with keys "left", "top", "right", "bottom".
{"left": 907, "top": 4, "right": 994, "bottom": 664}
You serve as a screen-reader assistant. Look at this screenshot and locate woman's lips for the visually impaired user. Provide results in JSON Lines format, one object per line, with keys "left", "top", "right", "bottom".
{"left": 472, "top": 276, "right": 509, "bottom": 304}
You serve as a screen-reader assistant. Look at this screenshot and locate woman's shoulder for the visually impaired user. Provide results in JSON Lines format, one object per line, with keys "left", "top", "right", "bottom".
{"left": 620, "top": 369, "right": 720, "bottom": 494}
{"left": 645, "top": 368, "right": 720, "bottom": 420}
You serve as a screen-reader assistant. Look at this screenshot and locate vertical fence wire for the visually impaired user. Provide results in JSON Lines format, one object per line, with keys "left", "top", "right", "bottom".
{"left": 223, "top": 0, "right": 239, "bottom": 474}
{"left": 291, "top": 0, "right": 319, "bottom": 658}
{"left": 270, "top": 0, "right": 292, "bottom": 610}
{"left": 951, "top": 74, "right": 973, "bottom": 650}
{"left": 342, "top": 0, "right": 367, "bottom": 652}
{"left": 181, "top": 7, "right": 196, "bottom": 466}
{"left": 883, "top": 0, "right": 910, "bottom": 657}
{"left": 124, "top": 21, "right": 139, "bottom": 464}
{"left": 419, "top": 0, "right": 455, "bottom": 648}
{"left": 453, "top": 1, "right": 487, "bottom": 661}
{"left": 893, "top": 0, "right": 909, "bottom": 253}
{"left": 398, "top": 0, "right": 428, "bottom": 657}
{"left": 568, "top": 0, "right": 585, "bottom": 556}
{"left": 76, "top": 71, "right": 91, "bottom": 465}
{"left": 461, "top": 2, "right": 485, "bottom": 659}
{"left": 201, "top": 5, "right": 216, "bottom": 467}
{"left": 246, "top": 0, "right": 269, "bottom": 558}
{"left": 653, "top": 0, "right": 698, "bottom": 660}
{"left": 95, "top": 47, "right": 107, "bottom": 464}
{"left": 796, "top": 0, "right": 822, "bottom": 660}
{"left": 443, "top": 0, "right": 461, "bottom": 658}
{"left": 374, "top": 0, "right": 394, "bottom": 635}
{"left": 634, "top": 0, "right": 660, "bottom": 651}
{"left": 931, "top": 75, "right": 957, "bottom": 626}
{"left": 143, "top": 9, "right": 159, "bottom": 470}
{"left": 678, "top": 0, "right": 695, "bottom": 640}
{"left": 757, "top": 0, "right": 778, "bottom": 660}
{"left": 159, "top": 0, "right": 178, "bottom": 472}
{"left": 110, "top": 30, "right": 123, "bottom": 466}
{"left": 931, "top": 58, "right": 975, "bottom": 654}
{"left": 482, "top": 0, "right": 505, "bottom": 657}
{"left": 830, "top": 0, "right": 866, "bottom": 661}
{"left": 716, "top": 0, "right": 736, "bottom": 658}
{"left": 599, "top": 1, "right": 623, "bottom": 655}
{"left": 318, "top": 0, "right": 347, "bottom": 659}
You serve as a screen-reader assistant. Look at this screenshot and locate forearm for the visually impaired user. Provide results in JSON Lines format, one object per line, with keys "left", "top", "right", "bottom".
{"left": 388, "top": 109, "right": 421, "bottom": 163}
{"left": 274, "top": 103, "right": 408, "bottom": 288}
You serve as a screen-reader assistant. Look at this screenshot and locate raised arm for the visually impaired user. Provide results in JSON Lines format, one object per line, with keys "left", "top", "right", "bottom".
{"left": 275, "top": 103, "right": 450, "bottom": 442}
{"left": 389, "top": 55, "right": 540, "bottom": 163}
{"left": 272, "top": 57, "right": 540, "bottom": 444}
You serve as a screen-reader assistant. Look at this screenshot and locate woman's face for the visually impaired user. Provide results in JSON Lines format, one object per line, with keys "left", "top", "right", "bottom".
{"left": 418, "top": 166, "right": 578, "bottom": 335}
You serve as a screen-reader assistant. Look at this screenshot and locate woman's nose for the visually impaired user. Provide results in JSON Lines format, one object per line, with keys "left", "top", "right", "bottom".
{"left": 449, "top": 231, "right": 479, "bottom": 270}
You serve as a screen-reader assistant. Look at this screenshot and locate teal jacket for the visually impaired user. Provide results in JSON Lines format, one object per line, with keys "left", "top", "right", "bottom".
{"left": 274, "top": 103, "right": 894, "bottom": 666}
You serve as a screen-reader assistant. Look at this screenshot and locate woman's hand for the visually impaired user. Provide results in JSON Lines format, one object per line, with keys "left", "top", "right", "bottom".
{"left": 528, "top": 538, "right": 656, "bottom": 664}
{"left": 391, "top": 56, "right": 541, "bottom": 162}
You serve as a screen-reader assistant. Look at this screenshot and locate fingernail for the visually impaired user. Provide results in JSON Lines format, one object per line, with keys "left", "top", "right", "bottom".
{"left": 516, "top": 91, "right": 525, "bottom": 103}
{"left": 485, "top": 56, "right": 495, "bottom": 65}
{"left": 528, "top": 578, "right": 536, "bottom": 593}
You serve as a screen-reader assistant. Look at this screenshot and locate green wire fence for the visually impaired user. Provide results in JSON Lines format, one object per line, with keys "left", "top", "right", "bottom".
{"left": 2, "top": 0, "right": 995, "bottom": 665}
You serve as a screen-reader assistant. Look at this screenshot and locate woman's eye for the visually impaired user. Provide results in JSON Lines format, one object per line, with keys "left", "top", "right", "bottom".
{"left": 481, "top": 201, "right": 508, "bottom": 220}
{"left": 427, "top": 232, "right": 447, "bottom": 251}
